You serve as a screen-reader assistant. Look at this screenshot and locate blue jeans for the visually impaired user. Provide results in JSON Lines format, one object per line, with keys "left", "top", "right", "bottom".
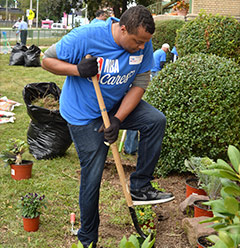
{"left": 67, "top": 99, "right": 166, "bottom": 246}
{"left": 124, "top": 130, "right": 138, "bottom": 154}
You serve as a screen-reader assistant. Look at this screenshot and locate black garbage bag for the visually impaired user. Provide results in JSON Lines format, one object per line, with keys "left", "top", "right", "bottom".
{"left": 22, "top": 82, "right": 72, "bottom": 160}
{"left": 24, "top": 44, "right": 41, "bottom": 67}
{"left": 9, "top": 43, "right": 28, "bottom": 66}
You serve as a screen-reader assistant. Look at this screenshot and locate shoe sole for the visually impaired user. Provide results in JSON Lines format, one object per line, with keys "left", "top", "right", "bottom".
{"left": 132, "top": 196, "right": 175, "bottom": 206}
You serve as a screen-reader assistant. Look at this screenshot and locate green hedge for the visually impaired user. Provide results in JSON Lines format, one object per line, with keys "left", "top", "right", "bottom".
{"left": 152, "top": 19, "right": 185, "bottom": 60}
{"left": 176, "top": 12, "right": 240, "bottom": 64}
{"left": 144, "top": 53, "right": 240, "bottom": 176}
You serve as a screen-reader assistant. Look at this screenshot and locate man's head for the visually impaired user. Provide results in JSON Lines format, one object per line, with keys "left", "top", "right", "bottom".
{"left": 120, "top": 5, "right": 155, "bottom": 35}
{"left": 161, "top": 43, "right": 170, "bottom": 53}
{"left": 96, "top": 10, "right": 107, "bottom": 21}
{"left": 117, "top": 5, "right": 155, "bottom": 53}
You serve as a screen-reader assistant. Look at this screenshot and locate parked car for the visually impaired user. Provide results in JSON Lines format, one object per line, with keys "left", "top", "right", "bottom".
{"left": 51, "top": 23, "right": 66, "bottom": 29}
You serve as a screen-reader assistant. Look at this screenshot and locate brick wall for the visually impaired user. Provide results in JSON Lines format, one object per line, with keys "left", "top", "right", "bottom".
{"left": 192, "top": 0, "right": 240, "bottom": 16}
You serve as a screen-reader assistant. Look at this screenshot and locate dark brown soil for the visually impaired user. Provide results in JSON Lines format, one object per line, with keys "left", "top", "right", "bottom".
{"left": 96, "top": 156, "right": 192, "bottom": 248}
{"left": 197, "top": 235, "right": 215, "bottom": 247}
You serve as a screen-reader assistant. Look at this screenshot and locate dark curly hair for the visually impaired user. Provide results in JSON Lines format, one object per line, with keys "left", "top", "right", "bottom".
{"left": 119, "top": 5, "right": 155, "bottom": 35}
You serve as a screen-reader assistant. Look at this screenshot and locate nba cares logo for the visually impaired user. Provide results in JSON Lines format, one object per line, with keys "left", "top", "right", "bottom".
{"left": 97, "top": 57, "right": 104, "bottom": 81}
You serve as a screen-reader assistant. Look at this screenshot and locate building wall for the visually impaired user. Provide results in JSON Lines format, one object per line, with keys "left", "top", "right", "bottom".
{"left": 192, "top": 0, "right": 240, "bottom": 16}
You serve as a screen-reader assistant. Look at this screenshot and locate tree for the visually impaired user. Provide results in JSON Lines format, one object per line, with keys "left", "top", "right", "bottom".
{"left": 86, "top": 0, "right": 154, "bottom": 20}
{"left": 17, "top": 0, "right": 81, "bottom": 22}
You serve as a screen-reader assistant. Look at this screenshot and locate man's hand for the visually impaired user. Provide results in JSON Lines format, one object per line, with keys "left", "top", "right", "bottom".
{"left": 98, "top": 116, "right": 121, "bottom": 144}
{"left": 77, "top": 57, "right": 98, "bottom": 78}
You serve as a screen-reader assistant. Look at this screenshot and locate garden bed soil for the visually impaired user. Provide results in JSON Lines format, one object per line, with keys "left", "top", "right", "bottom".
{"left": 93, "top": 156, "right": 192, "bottom": 247}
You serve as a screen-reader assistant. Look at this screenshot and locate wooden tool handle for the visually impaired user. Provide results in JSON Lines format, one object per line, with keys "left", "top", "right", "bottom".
{"left": 87, "top": 55, "right": 133, "bottom": 207}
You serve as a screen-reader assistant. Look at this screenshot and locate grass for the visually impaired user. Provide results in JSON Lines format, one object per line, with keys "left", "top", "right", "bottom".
{"left": 0, "top": 54, "right": 132, "bottom": 247}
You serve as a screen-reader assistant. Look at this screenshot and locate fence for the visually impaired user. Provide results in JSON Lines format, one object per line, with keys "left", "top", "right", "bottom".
{"left": 0, "top": 28, "right": 68, "bottom": 51}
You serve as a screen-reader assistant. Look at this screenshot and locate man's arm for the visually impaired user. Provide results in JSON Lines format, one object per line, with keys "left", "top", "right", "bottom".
{"left": 42, "top": 57, "right": 80, "bottom": 76}
{"left": 114, "top": 70, "right": 150, "bottom": 122}
{"left": 115, "top": 86, "right": 144, "bottom": 122}
{"left": 41, "top": 44, "right": 79, "bottom": 76}
{"left": 41, "top": 44, "right": 98, "bottom": 77}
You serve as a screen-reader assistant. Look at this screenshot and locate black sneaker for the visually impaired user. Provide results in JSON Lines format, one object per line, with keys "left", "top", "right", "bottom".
{"left": 130, "top": 185, "right": 175, "bottom": 205}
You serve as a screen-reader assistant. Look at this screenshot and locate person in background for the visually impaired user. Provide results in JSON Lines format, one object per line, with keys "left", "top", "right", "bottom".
{"left": 90, "top": 10, "right": 107, "bottom": 24}
{"left": 41, "top": 5, "right": 174, "bottom": 247}
{"left": 12, "top": 18, "right": 21, "bottom": 29}
{"left": 124, "top": 129, "right": 138, "bottom": 155}
{"left": 171, "top": 46, "right": 178, "bottom": 62}
{"left": 17, "top": 17, "right": 28, "bottom": 45}
{"left": 151, "top": 43, "right": 170, "bottom": 79}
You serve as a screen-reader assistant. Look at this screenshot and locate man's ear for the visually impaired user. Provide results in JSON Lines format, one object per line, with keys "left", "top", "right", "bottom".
{"left": 120, "top": 25, "right": 127, "bottom": 34}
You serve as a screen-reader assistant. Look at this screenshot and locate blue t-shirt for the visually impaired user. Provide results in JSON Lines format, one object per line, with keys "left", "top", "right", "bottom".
{"left": 171, "top": 46, "right": 178, "bottom": 56}
{"left": 151, "top": 49, "right": 166, "bottom": 72}
{"left": 56, "top": 17, "right": 153, "bottom": 125}
{"left": 90, "top": 18, "right": 105, "bottom": 24}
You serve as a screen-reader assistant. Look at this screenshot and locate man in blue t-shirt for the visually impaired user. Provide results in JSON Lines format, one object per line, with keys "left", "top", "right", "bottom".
{"left": 90, "top": 10, "right": 107, "bottom": 24}
{"left": 42, "top": 5, "right": 174, "bottom": 248}
{"left": 151, "top": 43, "right": 170, "bottom": 78}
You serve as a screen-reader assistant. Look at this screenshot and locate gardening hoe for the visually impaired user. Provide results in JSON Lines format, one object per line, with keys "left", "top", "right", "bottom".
{"left": 118, "top": 129, "right": 127, "bottom": 153}
{"left": 87, "top": 55, "right": 150, "bottom": 241}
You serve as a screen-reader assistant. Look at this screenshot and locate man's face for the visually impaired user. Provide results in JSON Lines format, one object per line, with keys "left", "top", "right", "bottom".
{"left": 99, "top": 13, "right": 107, "bottom": 21}
{"left": 119, "top": 25, "right": 152, "bottom": 53}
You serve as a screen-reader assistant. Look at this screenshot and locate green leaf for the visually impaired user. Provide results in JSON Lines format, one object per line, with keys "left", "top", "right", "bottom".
{"left": 119, "top": 236, "right": 127, "bottom": 248}
{"left": 224, "top": 197, "right": 239, "bottom": 214}
{"left": 223, "top": 185, "right": 240, "bottom": 196}
{"left": 77, "top": 241, "right": 84, "bottom": 248}
{"left": 142, "top": 235, "right": 155, "bottom": 248}
{"left": 128, "top": 235, "right": 139, "bottom": 248}
{"left": 219, "top": 231, "right": 234, "bottom": 247}
{"left": 228, "top": 145, "right": 240, "bottom": 174}
{"left": 71, "top": 244, "right": 78, "bottom": 248}
{"left": 218, "top": 170, "right": 240, "bottom": 181}
{"left": 207, "top": 234, "right": 219, "bottom": 244}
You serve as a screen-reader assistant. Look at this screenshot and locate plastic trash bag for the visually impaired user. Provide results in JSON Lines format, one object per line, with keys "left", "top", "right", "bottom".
{"left": 24, "top": 44, "right": 41, "bottom": 67}
{"left": 22, "top": 82, "right": 72, "bottom": 160}
{"left": 9, "top": 43, "right": 28, "bottom": 66}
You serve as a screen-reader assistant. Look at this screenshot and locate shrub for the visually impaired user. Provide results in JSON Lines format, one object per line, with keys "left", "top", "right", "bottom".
{"left": 152, "top": 19, "right": 185, "bottom": 61}
{"left": 144, "top": 53, "right": 240, "bottom": 176}
{"left": 176, "top": 11, "right": 240, "bottom": 64}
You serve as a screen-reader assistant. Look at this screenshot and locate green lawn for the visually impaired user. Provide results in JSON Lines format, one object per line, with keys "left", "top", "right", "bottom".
{"left": 0, "top": 54, "right": 131, "bottom": 248}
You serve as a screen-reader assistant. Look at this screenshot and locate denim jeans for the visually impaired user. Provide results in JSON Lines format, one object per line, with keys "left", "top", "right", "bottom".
{"left": 67, "top": 99, "right": 166, "bottom": 246}
{"left": 124, "top": 130, "right": 138, "bottom": 154}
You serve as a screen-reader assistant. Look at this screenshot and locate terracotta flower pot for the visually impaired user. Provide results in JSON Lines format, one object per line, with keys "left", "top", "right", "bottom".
{"left": 10, "top": 160, "right": 33, "bottom": 180}
{"left": 186, "top": 178, "right": 207, "bottom": 198}
{"left": 194, "top": 200, "right": 213, "bottom": 218}
{"left": 177, "top": 9, "right": 188, "bottom": 16}
{"left": 22, "top": 215, "right": 40, "bottom": 232}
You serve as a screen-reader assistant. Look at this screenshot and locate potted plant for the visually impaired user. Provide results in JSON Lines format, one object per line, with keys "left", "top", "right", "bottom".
{"left": 172, "top": 0, "right": 189, "bottom": 16}
{"left": 193, "top": 165, "right": 222, "bottom": 218}
{"left": 198, "top": 145, "right": 240, "bottom": 247}
{"left": 184, "top": 157, "right": 211, "bottom": 198}
{"left": 18, "top": 192, "right": 47, "bottom": 232}
{"left": 0, "top": 138, "right": 33, "bottom": 180}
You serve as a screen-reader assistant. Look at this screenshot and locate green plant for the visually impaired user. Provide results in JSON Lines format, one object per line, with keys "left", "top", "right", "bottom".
{"left": 135, "top": 205, "right": 156, "bottom": 227}
{"left": 119, "top": 234, "right": 155, "bottom": 248}
{"left": 176, "top": 11, "right": 240, "bottom": 64}
{"left": 144, "top": 53, "right": 240, "bottom": 176}
{"left": 71, "top": 241, "right": 93, "bottom": 248}
{"left": 152, "top": 19, "right": 185, "bottom": 55}
{"left": 185, "top": 157, "right": 221, "bottom": 200}
{"left": 200, "top": 145, "right": 240, "bottom": 248}
{"left": 0, "top": 138, "right": 28, "bottom": 166}
{"left": 18, "top": 193, "right": 47, "bottom": 218}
